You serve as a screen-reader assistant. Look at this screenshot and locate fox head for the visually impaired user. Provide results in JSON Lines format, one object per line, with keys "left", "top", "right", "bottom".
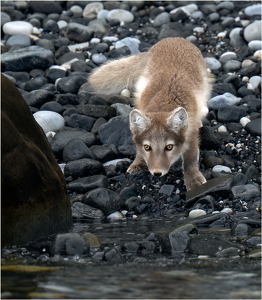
{"left": 129, "top": 107, "right": 188, "bottom": 177}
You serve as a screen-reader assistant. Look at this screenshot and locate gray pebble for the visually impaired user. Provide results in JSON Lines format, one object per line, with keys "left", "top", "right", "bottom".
{"left": 223, "top": 60, "right": 242, "bottom": 73}
{"left": 92, "top": 53, "right": 107, "bottom": 64}
{"left": 244, "top": 21, "right": 262, "bottom": 42}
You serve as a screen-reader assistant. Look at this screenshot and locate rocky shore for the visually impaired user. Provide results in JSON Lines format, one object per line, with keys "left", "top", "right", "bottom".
{"left": 1, "top": 0, "right": 261, "bottom": 269}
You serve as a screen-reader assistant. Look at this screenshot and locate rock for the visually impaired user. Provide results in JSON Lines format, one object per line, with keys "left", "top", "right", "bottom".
{"left": 57, "top": 76, "right": 87, "bottom": 94}
{"left": 204, "top": 57, "right": 221, "bottom": 71}
{"left": 246, "top": 236, "right": 261, "bottom": 247}
{"left": 244, "top": 21, "right": 262, "bottom": 42}
{"left": 6, "top": 34, "right": 31, "bottom": 47}
{"left": 55, "top": 94, "right": 77, "bottom": 106}
{"left": 63, "top": 138, "right": 96, "bottom": 162}
{"left": 158, "top": 22, "right": 192, "bottom": 40}
{"left": 1, "top": 12, "right": 11, "bottom": 27}
{"left": 125, "top": 197, "right": 142, "bottom": 211}
{"left": 68, "top": 175, "right": 109, "bottom": 194}
{"left": 231, "top": 223, "right": 252, "bottom": 237}
{"left": 104, "top": 248, "right": 124, "bottom": 262}
{"left": 28, "top": 1, "right": 62, "bottom": 14}
{"left": 185, "top": 175, "right": 234, "bottom": 208}
{"left": 65, "top": 23, "right": 92, "bottom": 43}
{"left": 208, "top": 93, "right": 241, "bottom": 110}
{"left": 217, "top": 106, "right": 247, "bottom": 122}
{"left": 189, "top": 209, "right": 206, "bottom": 218}
{"left": 231, "top": 184, "right": 260, "bottom": 201}
{"left": 229, "top": 27, "right": 245, "bottom": 48}
{"left": 24, "top": 77, "right": 48, "bottom": 92}
{"left": 33, "top": 111, "right": 65, "bottom": 133}
{"left": 115, "top": 37, "right": 140, "bottom": 55}
{"left": 191, "top": 213, "right": 227, "bottom": 227}
{"left": 120, "top": 184, "right": 138, "bottom": 200}
{"left": 245, "top": 119, "right": 261, "bottom": 136}
{"left": 208, "top": 12, "right": 220, "bottom": 22}
{"left": 91, "top": 117, "right": 107, "bottom": 134}
{"left": 221, "top": 208, "right": 232, "bottom": 214}
{"left": 169, "top": 230, "right": 190, "bottom": 254}
{"left": 212, "top": 83, "right": 236, "bottom": 95}
{"left": 97, "top": 9, "right": 109, "bottom": 19}
{"left": 82, "top": 232, "right": 102, "bottom": 248}
{"left": 239, "top": 63, "right": 261, "bottom": 78}
{"left": 193, "top": 195, "right": 215, "bottom": 213}
{"left": 98, "top": 115, "right": 133, "bottom": 147}
{"left": 212, "top": 165, "right": 231, "bottom": 173}
{"left": 66, "top": 114, "right": 96, "bottom": 132}
{"left": 83, "top": 188, "right": 124, "bottom": 216}
{"left": 53, "top": 233, "right": 89, "bottom": 256}
{"left": 41, "top": 101, "right": 65, "bottom": 115}
{"left": 92, "top": 53, "right": 107, "bottom": 64}
{"left": 64, "top": 158, "right": 104, "bottom": 179}
{"left": 153, "top": 12, "right": 170, "bottom": 27}
{"left": 244, "top": 165, "right": 260, "bottom": 181}
{"left": 219, "top": 51, "right": 237, "bottom": 64}
{"left": 83, "top": 2, "right": 103, "bottom": 18}
{"left": 51, "top": 127, "right": 97, "bottom": 158}
{"left": 240, "top": 117, "right": 251, "bottom": 127}
{"left": 111, "top": 103, "right": 132, "bottom": 116}
{"left": 216, "top": 247, "right": 240, "bottom": 257}
{"left": 71, "top": 202, "right": 104, "bottom": 221}
{"left": 107, "top": 211, "right": 126, "bottom": 220}
{"left": 217, "top": 1, "right": 234, "bottom": 11}
{"left": 90, "top": 145, "right": 116, "bottom": 163}
{"left": 45, "top": 67, "right": 66, "bottom": 83}
{"left": 223, "top": 60, "right": 242, "bottom": 73}
{"left": 3, "top": 20, "right": 33, "bottom": 35}
{"left": 170, "top": 9, "right": 188, "bottom": 22}
{"left": 23, "top": 89, "right": 54, "bottom": 108}
{"left": 233, "top": 173, "right": 248, "bottom": 186}
{"left": 159, "top": 184, "right": 175, "bottom": 196}
{"left": 249, "top": 76, "right": 261, "bottom": 90}
{"left": 79, "top": 104, "right": 116, "bottom": 120}
{"left": 107, "top": 9, "right": 134, "bottom": 23}
{"left": 248, "top": 41, "right": 262, "bottom": 51}
{"left": 200, "top": 126, "right": 223, "bottom": 150}
{"left": 244, "top": 4, "right": 262, "bottom": 16}
{"left": 1, "top": 74, "right": 71, "bottom": 246}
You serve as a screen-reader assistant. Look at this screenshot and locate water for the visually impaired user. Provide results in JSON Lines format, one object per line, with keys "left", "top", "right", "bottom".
{"left": 1, "top": 219, "right": 261, "bottom": 299}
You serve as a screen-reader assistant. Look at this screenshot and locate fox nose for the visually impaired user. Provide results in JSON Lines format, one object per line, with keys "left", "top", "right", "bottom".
{"left": 153, "top": 172, "right": 162, "bottom": 177}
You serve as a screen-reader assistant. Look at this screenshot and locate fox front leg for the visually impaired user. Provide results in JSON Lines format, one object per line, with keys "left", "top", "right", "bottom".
{"left": 127, "top": 154, "right": 147, "bottom": 174}
{"left": 182, "top": 133, "right": 206, "bottom": 191}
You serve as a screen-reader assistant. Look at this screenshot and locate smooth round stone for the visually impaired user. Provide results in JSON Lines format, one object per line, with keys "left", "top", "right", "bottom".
{"left": 153, "top": 12, "right": 170, "bottom": 27}
{"left": 33, "top": 111, "right": 65, "bottom": 133}
{"left": 107, "top": 9, "right": 134, "bottom": 23}
{"left": 209, "top": 12, "right": 220, "bottom": 22}
{"left": 217, "top": 31, "right": 227, "bottom": 38}
{"left": 217, "top": 1, "right": 234, "bottom": 11}
{"left": 1, "top": 12, "right": 11, "bottom": 27}
{"left": 212, "top": 165, "right": 231, "bottom": 173}
{"left": 249, "top": 76, "right": 261, "bottom": 90}
{"left": 57, "top": 20, "right": 68, "bottom": 29}
{"left": 218, "top": 125, "right": 227, "bottom": 133}
{"left": 90, "top": 38, "right": 101, "bottom": 44}
{"left": 221, "top": 207, "right": 233, "bottom": 214}
{"left": 242, "top": 59, "right": 254, "bottom": 68}
{"left": 121, "top": 89, "right": 131, "bottom": 98}
{"left": 70, "top": 5, "right": 83, "bottom": 15}
{"left": 244, "top": 21, "right": 262, "bottom": 42}
{"left": 193, "top": 27, "right": 204, "bottom": 34}
{"left": 115, "top": 37, "right": 140, "bottom": 55}
{"left": 248, "top": 40, "right": 262, "bottom": 51}
{"left": 240, "top": 117, "right": 251, "bottom": 127}
{"left": 92, "top": 53, "right": 107, "bottom": 64}
{"left": 223, "top": 60, "right": 241, "bottom": 73}
{"left": 6, "top": 34, "right": 31, "bottom": 47}
{"left": 219, "top": 51, "right": 237, "bottom": 64}
{"left": 183, "top": 3, "right": 198, "bottom": 14}
{"left": 244, "top": 4, "right": 261, "bottom": 16}
{"left": 186, "top": 35, "right": 197, "bottom": 43}
{"left": 229, "top": 27, "right": 245, "bottom": 48}
{"left": 208, "top": 93, "right": 241, "bottom": 109}
{"left": 97, "top": 9, "right": 109, "bottom": 19}
{"left": 103, "top": 36, "right": 118, "bottom": 42}
{"left": 107, "top": 211, "right": 125, "bottom": 220}
{"left": 83, "top": 2, "right": 104, "bottom": 18}
{"left": 189, "top": 209, "right": 206, "bottom": 218}
{"left": 191, "top": 10, "right": 204, "bottom": 20}
{"left": 204, "top": 57, "right": 221, "bottom": 71}
{"left": 253, "top": 50, "right": 262, "bottom": 59}
{"left": 3, "top": 21, "right": 33, "bottom": 36}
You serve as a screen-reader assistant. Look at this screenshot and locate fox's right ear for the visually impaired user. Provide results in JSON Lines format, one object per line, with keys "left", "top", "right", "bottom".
{"left": 130, "top": 109, "right": 151, "bottom": 133}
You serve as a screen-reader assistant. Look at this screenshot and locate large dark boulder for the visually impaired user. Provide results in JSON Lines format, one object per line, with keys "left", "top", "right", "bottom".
{"left": 1, "top": 74, "right": 72, "bottom": 246}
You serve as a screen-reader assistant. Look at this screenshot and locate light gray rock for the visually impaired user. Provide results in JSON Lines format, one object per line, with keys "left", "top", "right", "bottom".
{"left": 212, "top": 165, "right": 231, "bottom": 173}
{"left": 92, "top": 53, "right": 107, "bottom": 64}
{"left": 217, "top": 1, "right": 234, "bottom": 11}
{"left": 153, "top": 12, "right": 170, "bottom": 27}
{"left": 97, "top": 9, "right": 109, "bottom": 19}
{"left": 208, "top": 93, "right": 241, "bottom": 110}
{"left": 244, "top": 21, "right": 262, "bottom": 42}
{"left": 208, "top": 12, "right": 220, "bottom": 22}
{"left": 33, "top": 111, "right": 65, "bottom": 133}
{"left": 191, "top": 10, "right": 204, "bottom": 19}
{"left": 6, "top": 34, "right": 31, "bottom": 47}
{"left": 204, "top": 57, "right": 221, "bottom": 70}
{"left": 229, "top": 27, "right": 245, "bottom": 48}
{"left": 244, "top": 4, "right": 261, "bottom": 16}
{"left": 115, "top": 37, "right": 140, "bottom": 55}
{"left": 248, "top": 40, "right": 262, "bottom": 51}
{"left": 111, "top": 103, "right": 133, "bottom": 116}
{"left": 189, "top": 209, "right": 206, "bottom": 218}
{"left": 83, "top": 2, "right": 104, "bottom": 18}
{"left": 231, "top": 184, "right": 260, "bottom": 200}
{"left": 1, "top": 12, "right": 11, "bottom": 27}
{"left": 219, "top": 51, "right": 237, "bottom": 64}
{"left": 107, "top": 9, "right": 134, "bottom": 23}
{"left": 223, "top": 60, "right": 242, "bottom": 73}
{"left": 3, "top": 21, "right": 33, "bottom": 35}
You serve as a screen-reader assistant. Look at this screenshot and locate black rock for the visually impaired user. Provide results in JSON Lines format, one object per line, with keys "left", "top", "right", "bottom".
{"left": 239, "top": 63, "right": 261, "bottom": 77}
{"left": 29, "top": 69, "right": 45, "bottom": 78}
{"left": 202, "top": 155, "right": 224, "bottom": 168}
{"left": 233, "top": 173, "right": 248, "bottom": 186}
{"left": 217, "top": 105, "right": 247, "bottom": 122}
{"left": 53, "top": 233, "right": 89, "bottom": 256}
{"left": 236, "top": 45, "right": 253, "bottom": 60}
{"left": 66, "top": 22, "right": 92, "bottom": 43}
{"left": 68, "top": 175, "right": 109, "bottom": 194}
{"left": 71, "top": 201, "right": 105, "bottom": 221}
{"left": 91, "top": 117, "right": 107, "bottom": 134}
{"left": 56, "top": 52, "right": 86, "bottom": 65}
{"left": 55, "top": 45, "right": 70, "bottom": 59}
{"left": 3, "top": 71, "right": 30, "bottom": 87}
{"left": 51, "top": 127, "right": 97, "bottom": 158}
{"left": 90, "top": 145, "right": 116, "bottom": 163}
{"left": 212, "top": 83, "right": 236, "bottom": 95}
{"left": 63, "top": 107, "right": 79, "bottom": 117}
{"left": 159, "top": 184, "right": 175, "bottom": 196}
{"left": 83, "top": 188, "right": 124, "bottom": 216}
{"left": 227, "top": 122, "right": 242, "bottom": 133}
{"left": 125, "top": 197, "right": 142, "bottom": 211}
{"left": 63, "top": 138, "right": 96, "bottom": 162}
{"left": 245, "top": 118, "right": 261, "bottom": 136}
{"left": 23, "top": 89, "right": 54, "bottom": 108}
{"left": 223, "top": 75, "right": 242, "bottom": 90}
{"left": 170, "top": 9, "right": 188, "bottom": 22}
{"left": 66, "top": 113, "right": 97, "bottom": 131}
{"left": 78, "top": 104, "right": 115, "bottom": 120}
{"left": 193, "top": 195, "right": 215, "bottom": 213}
{"left": 87, "top": 95, "right": 109, "bottom": 106}
{"left": 107, "top": 95, "right": 131, "bottom": 105}
{"left": 55, "top": 93, "right": 77, "bottom": 106}
{"left": 158, "top": 22, "right": 192, "bottom": 40}
{"left": 200, "top": 126, "right": 223, "bottom": 150}
{"left": 237, "top": 86, "right": 255, "bottom": 97}
{"left": 35, "top": 39, "right": 55, "bottom": 53}
{"left": 24, "top": 76, "right": 48, "bottom": 91}
{"left": 104, "top": 248, "right": 124, "bottom": 263}
{"left": 40, "top": 101, "right": 65, "bottom": 114}
{"left": 28, "top": 1, "right": 63, "bottom": 14}
{"left": 43, "top": 19, "right": 59, "bottom": 32}
{"left": 71, "top": 60, "right": 88, "bottom": 72}
{"left": 231, "top": 223, "right": 252, "bottom": 237}
{"left": 231, "top": 184, "right": 260, "bottom": 201}
{"left": 122, "top": 242, "right": 141, "bottom": 253}
{"left": 56, "top": 76, "right": 87, "bottom": 94}
{"left": 77, "top": 90, "right": 92, "bottom": 105}
{"left": 244, "top": 165, "right": 260, "bottom": 181}
{"left": 45, "top": 68, "right": 66, "bottom": 83}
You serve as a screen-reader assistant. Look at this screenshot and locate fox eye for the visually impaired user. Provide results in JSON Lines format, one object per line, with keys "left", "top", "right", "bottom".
{"left": 144, "top": 145, "right": 151, "bottom": 151}
{"left": 165, "top": 144, "right": 173, "bottom": 151}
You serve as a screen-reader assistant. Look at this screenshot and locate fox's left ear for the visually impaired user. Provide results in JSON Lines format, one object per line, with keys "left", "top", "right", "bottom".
{"left": 167, "top": 107, "right": 188, "bottom": 131}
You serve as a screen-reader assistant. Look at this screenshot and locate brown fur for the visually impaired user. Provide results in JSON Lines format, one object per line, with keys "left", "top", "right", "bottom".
{"left": 89, "top": 38, "right": 213, "bottom": 190}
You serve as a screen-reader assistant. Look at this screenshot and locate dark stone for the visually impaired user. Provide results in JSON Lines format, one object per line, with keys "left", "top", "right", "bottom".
{"left": 231, "top": 184, "right": 260, "bottom": 201}
{"left": 79, "top": 104, "right": 116, "bottom": 120}
{"left": 29, "top": 69, "right": 45, "bottom": 78}
{"left": 24, "top": 76, "right": 48, "bottom": 92}
{"left": 186, "top": 175, "right": 234, "bottom": 208}
{"left": 193, "top": 195, "right": 215, "bottom": 213}
{"left": 122, "top": 242, "right": 140, "bottom": 253}
{"left": 63, "top": 138, "right": 96, "bottom": 162}
{"left": 158, "top": 22, "right": 192, "bottom": 40}
{"left": 90, "top": 145, "right": 116, "bottom": 163}
{"left": 51, "top": 127, "right": 97, "bottom": 158}
{"left": 200, "top": 126, "right": 223, "bottom": 150}
{"left": 94, "top": 42, "right": 109, "bottom": 53}
{"left": 71, "top": 60, "right": 88, "bottom": 72}
{"left": 45, "top": 68, "right": 66, "bottom": 83}
{"left": 3, "top": 71, "right": 30, "bottom": 86}
{"left": 55, "top": 45, "right": 70, "bottom": 59}
{"left": 237, "top": 86, "right": 255, "bottom": 97}
{"left": 239, "top": 63, "right": 261, "bottom": 77}
{"left": 212, "top": 83, "right": 236, "bottom": 95}
{"left": 202, "top": 155, "right": 224, "bottom": 168}
{"left": 66, "top": 113, "right": 97, "bottom": 131}
{"left": 63, "top": 107, "right": 79, "bottom": 117}
{"left": 233, "top": 173, "right": 248, "bottom": 186}
{"left": 43, "top": 19, "right": 59, "bottom": 32}
{"left": 71, "top": 202, "right": 105, "bottom": 221}
{"left": 87, "top": 95, "right": 108, "bottom": 106}
{"left": 141, "top": 241, "right": 156, "bottom": 254}
{"left": 91, "top": 117, "right": 107, "bottom": 134}
{"left": 231, "top": 223, "right": 252, "bottom": 237}
{"left": 170, "top": 9, "right": 188, "bottom": 22}
{"left": 66, "top": 22, "right": 92, "bottom": 43}
{"left": 23, "top": 89, "right": 54, "bottom": 108}
{"left": 28, "top": 1, "right": 63, "bottom": 14}
{"left": 56, "top": 76, "right": 87, "bottom": 94}
{"left": 40, "top": 101, "right": 65, "bottom": 114}
{"left": 159, "top": 184, "right": 175, "bottom": 196}
{"left": 223, "top": 75, "right": 242, "bottom": 90}
{"left": 217, "top": 105, "right": 247, "bottom": 122}
{"left": 53, "top": 233, "right": 89, "bottom": 256}
{"left": 55, "top": 93, "right": 77, "bottom": 106}
{"left": 98, "top": 115, "right": 133, "bottom": 147}
{"left": 77, "top": 90, "right": 92, "bottom": 105}
{"left": 120, "top": 184, "right": 138, "bottom": 200}
{"left": 169, "top": 230, "right": 190, "bottom": 254}
{"left": 227, "top": 122, "right": 242, "bottom": 133}
{"left": 1, "top": 46, "right": 54, "bottom": 72}
{"left": 83, "top": 188, "right": 124, "bottom": 216}
{"left": 107, "top": 95, "right": 131, "bottom": 105}
{"left": 244, "top": 165, "right": 260, "bottom": 180}
{"left": 35, "top": 39, "right": 55, "bottom": 53}
{"left": 190, "top": 213, "right": 228, "bottom": 227}
{"left": 104, "top": 248, "right": 124, "bottom": 263}
{"left": 245, "top": 118, "right": 261, "bottom": 136}
{"left": 64, "top": 158, "right": 104, "bottom": 179}
{"left": 67, "top": 175, "right": 109, "bottom": 194}
{"left": 1, "top": 74, "right": 72, "bottom": 246}
{"left": 57, "top": 52, "right": 86, "bottom": 65}
{"left": 125, "top": 197, "right": 142, "bottom": 211}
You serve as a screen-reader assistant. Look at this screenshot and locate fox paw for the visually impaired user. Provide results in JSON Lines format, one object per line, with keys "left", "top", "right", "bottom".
{"left": 127, "top": 163, "right": 145, "bottom": 174}
{"left": 184, "top": 172, "right": 206, "bottom": 191}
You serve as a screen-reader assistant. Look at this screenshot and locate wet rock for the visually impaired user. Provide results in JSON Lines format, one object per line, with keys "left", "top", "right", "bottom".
{"left": 55, "top": 94, "right": 77, "bottom": 106}
{"left": 53, "top": 233, "right": 89, "bottom": 256}
{"left": 120, "top": 184, "right": 138, "bottom": 200}
{"left": 217, "top": 106, "right": 247, "bottom": 122}
{"left": 193, "top": 195, "right": 215, "bottom": 213}
{"left": 122, "top": 242, "right": 140, "bottom": 253}
{"left": 71, "top": 202, "right": 104, "bottom": 221}
{"left": 246, "top": 236, "right": 261, "bottom": 247}
{"left": 125, "top": 197, "right": 142, "bottom": 211}
{"left": 6, "top": 34, "right": 31, "bottom": 47}
{"left": 64, "top": 158, "right": 104, "bottom": 179}
{"left": 24, "top": 77, "right": 48, "bottom": 92}
{"left": 231, "top": 223, "right": 252, "bottom": 237}
{"left": 62, "top": 138, "right": 96, "bottom": 162}
{"left": 82, "top": 232, "right": 102, "bottom": 248}
{"left": 233, "top": 173, "right": 248, "bottom": 186}
{"left": 216, "top": 247, "right": 240, "bottom": 257}
{"left": 231, "top": 184, "right": 260, "bottom": 201}
{"left": 244, "top": 21, "right": 261, "bottom": 43}
{"left": 67, "top": 175, "right": 109, "bottom": 194}
{"left": 83, "top": 188, "right": 124, "bottom": 216}
{"left": 45, "top": 67, "right": 67, "bottom": 83}
{"left": 189, "top": 209, "right": 206, "bottom": 218}
{"left": 65, "top": 22, "right": 92, "bottom": 43}
{"left": 104, "top": 248, "right": 124, "bottom": 262}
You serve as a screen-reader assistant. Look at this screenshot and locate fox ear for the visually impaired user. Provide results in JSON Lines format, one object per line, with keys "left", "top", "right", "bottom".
{"left": 167, "top": 107, "right": 188, "bottom": 131}
{"left": 130, "top": 109, "right": 151, "bottom": 133}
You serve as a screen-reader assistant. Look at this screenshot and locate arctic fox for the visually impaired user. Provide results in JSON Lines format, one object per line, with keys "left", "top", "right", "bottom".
{"left": 89, "top": 37, "right": 212, "bottom": 190}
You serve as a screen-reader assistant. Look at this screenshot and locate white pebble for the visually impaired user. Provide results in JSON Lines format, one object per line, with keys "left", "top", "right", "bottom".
{"left": 212, "top": 165, "right": 231, "bottom": 173}
{"left": 3, "top": 21, "right": 33, "bottom": 35}
{"left": 49, "top": 65, "right": 67, "bottom": 71}
{"left": 249, "top": 76, "right": 261, "bottom": 90}
{"left": 68, "top": 42, "right": 90, "bottom": 52}
{"left": 242, "top": 75, "right": 249, "bottom": 82}
{"left": 253, "top": 50, "right": 262, "bottom": 60}
{"left": 97, "top": 9, "right": 109, "bottom": 19}
{"left": 189, "top": 209, "right": 206, "bottom": 218}
{"left": 248, "top": 40, "right": 262, "bottom": 51}
{"left": 217, "top": 31, "right": 227, "bottom": 38}
{"left": 33, "top": 111, "right": 65, "bottom": 133}
{"left": 57, "top": 20, "right": 68, "bottom": 29}
{"left": 218, "top": 125, "right": 227, "bottom": 133}
{"left": 103, "top": 36, "right": 118, "bottom": 42}
{"left": 83, "top": 2, "right": 104, "bottom": 18}
{"left": 92, "top": 53, "right": 107, "bottom": 64}
{"left": 107, "top": 9, "right": 134, "bottom": 23}
{"left": 221, "top": 207, "right": 233, "bottom": 214}
{"left": 240, "top": 117, "right": 251, "bottom": 127}
{"left": 32, "top": 27, "right": 41, "bottom": 35}
{"left": 70, "top": 5, "right": 83, "bottom": 15}
{"left": 120, "top": 89, "right": 131, "bottom": 98}
{"left": 212, "top": 211, "right": 220, "bottom": 214}
{"left": 90, "top": 38, "right": 100, "bottom": 44}
{"left": 46, "top": 131, "right": 56, "bottom": 138}
{"left": 107, "top": 211, "right": 125, "bottom": 220}
{"left": 193, "top": 27, "right": 204, "bottom": 34}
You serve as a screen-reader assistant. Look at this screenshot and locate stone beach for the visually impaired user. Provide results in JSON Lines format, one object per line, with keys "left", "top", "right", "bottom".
{"left": 1, "top": 1, "right": 261, "bottom": 298}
